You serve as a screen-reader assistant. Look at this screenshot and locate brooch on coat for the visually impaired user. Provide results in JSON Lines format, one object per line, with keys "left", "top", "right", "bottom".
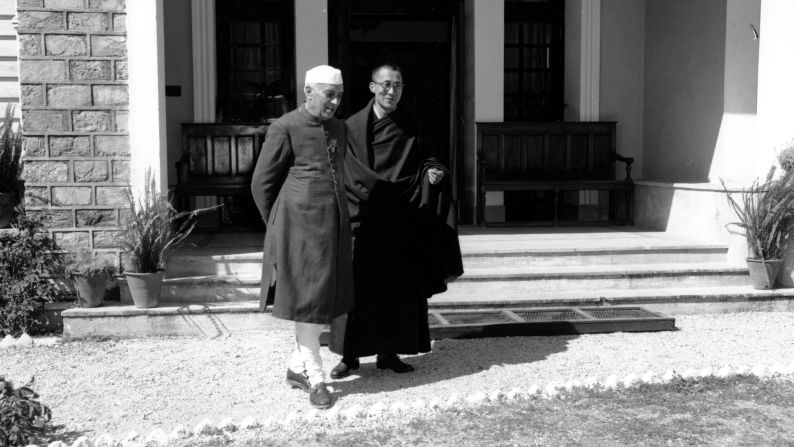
{"left": 325, "top": 131, "right": 338, "bottom": 163}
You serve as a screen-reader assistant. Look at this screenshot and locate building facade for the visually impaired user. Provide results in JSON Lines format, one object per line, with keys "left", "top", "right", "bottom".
{"left": 11, "top": 0, "right": 794, "bottom": 265}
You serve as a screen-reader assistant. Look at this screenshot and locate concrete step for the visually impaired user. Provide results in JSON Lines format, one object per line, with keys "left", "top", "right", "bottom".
{"left": 165, "top": 244, "right": 729, "bottom": 277}
{"left": 168, "top": 228, "right": 729, "bottom": 277}
{"left": 62, "top": 285, "right": 794, "bottom": 338}
{"left": 446, "top": 262, "right": 749, "bottom": 294}
{"left": 146, "top": 262, "right": 749, "bottom": 304}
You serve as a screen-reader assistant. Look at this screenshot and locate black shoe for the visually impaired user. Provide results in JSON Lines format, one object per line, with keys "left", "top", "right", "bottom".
{"left": 330, "top": 358, "right": 360, "bottom": 379}
{"left": 376, "top": 354, "right": 415, "bottom": 373}
{"left": 309, "top": 383, "right": 334, "bottom": 409}
{"left": 285, "top": 369, "right": 311, "bottom": 392}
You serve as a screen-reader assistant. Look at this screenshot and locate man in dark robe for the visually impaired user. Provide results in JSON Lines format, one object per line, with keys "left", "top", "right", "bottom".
{"left": 329, "top": 64, "right": 463, "bottom": 377}
{"left": 251, "top": 65, "right": 353, "bottom": 409}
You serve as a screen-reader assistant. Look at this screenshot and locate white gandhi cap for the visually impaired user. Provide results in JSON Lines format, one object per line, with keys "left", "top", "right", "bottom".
{"left": 304, "top": 65, "right": 343, "bottom": 86}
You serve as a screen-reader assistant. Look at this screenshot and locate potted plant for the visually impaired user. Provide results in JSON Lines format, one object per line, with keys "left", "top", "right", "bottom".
{"left": 776, "top": 140, "right": 794, "bottom": 287}
{"left": 65, "top": 247, "right": 117, "bottom": 308}
{"left": 722, "top": 166, "right": 794, "bottom": 289}
{"left": 119, "top": 169, "right": 209, "bottom": 308}
{"left": 0, "top": 105, "right": 23, "bottom": 229}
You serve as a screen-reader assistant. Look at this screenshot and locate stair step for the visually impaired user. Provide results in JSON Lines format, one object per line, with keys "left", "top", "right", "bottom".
{"left": 169, "top": 229, "right": 730, "bottom": 277}
{"left": 61, "top": 303, "right": 675, "bottom": 338}
{"left": 143, "top": 262, "right": 749, "bottom": 304}
{"left": 166, "top": 245, "right": 729, "bottom": 277}
{"left": 429, "top": 285, "right": 788, "bottom": 307}
{"left": 446, "top": 263, "right": 748, "bottom": 294}
{"left": 62, "top": 286, "right": 794, "bottom": 338}
{"left": 463, "top": 246, "right": 727, "bottom": 268}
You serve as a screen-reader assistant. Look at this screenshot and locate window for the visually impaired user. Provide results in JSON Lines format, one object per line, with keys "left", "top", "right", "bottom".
{"left": 216, "top": 0, "right": 295, "bottom": 123}
{"left": 504, "top": 0, "right": 564, "bottom": 122}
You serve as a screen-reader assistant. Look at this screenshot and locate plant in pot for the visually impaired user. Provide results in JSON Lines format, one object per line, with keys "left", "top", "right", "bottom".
{"left": 776, "top": 140, "right": 794, "bottom": 287}
{"left": 722, "top": 166, "right": 794, "bottom": 289}
{"left": 0, "top": 105, "right": 23, "bottom": 229}
{"left": 64, "top": 247, "right": 117, "bottom": 308}
{"left": 119, "top": 169, "right": 209, "bottom": 308}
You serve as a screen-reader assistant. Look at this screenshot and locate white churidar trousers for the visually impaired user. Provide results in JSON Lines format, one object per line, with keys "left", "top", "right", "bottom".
{"left": 288, "top": 321, "right": 325, "bottom": 386}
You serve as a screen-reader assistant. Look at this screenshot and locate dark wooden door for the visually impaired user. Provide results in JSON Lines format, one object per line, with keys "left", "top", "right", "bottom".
{"left": 216, "top": 0, "right": 296, "bottom": 123}
{"left": 329, "top": 0, "right": 461, "bottom": 168}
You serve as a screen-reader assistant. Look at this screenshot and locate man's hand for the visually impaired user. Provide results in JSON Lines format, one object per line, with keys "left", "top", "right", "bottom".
{"left": 427, "top": 168, "right": 445, "bottom": 185}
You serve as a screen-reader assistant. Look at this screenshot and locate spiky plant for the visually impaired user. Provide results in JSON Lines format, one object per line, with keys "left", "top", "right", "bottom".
{"left": 0, "top": 104, "right": 22, "bottom": 194}
{"left": 777, "top": 139, "right": 794, "bottom": 174}
{"left": 722, "top": 166, "right": 794, "bottom": 260}
{"left": 119, "top": 169, "right": 212, "bottom": 273}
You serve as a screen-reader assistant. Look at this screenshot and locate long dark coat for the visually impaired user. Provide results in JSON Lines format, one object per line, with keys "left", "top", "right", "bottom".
{"left": 250, "top": 106, "right": 354, "bottom": 324}
{"left": 329, "top": 100, "right": 463, "bottom": 357}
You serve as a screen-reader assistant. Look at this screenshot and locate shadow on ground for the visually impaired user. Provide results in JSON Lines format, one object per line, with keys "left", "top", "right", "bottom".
{"left": 332, "top": 332, "right": 578, "bottom": 397}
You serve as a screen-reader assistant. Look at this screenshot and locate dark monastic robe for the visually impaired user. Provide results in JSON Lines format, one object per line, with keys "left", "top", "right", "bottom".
{"left": 329, "top": 99, "right": 463, "bottom": 357}
{"left": 250, "top": 106, "right": 354, "bottom": 324}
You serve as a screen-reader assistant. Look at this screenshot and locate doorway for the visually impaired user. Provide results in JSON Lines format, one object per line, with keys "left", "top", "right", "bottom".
{"left": 329, "top": 0, "right": 462, "bottom": 171}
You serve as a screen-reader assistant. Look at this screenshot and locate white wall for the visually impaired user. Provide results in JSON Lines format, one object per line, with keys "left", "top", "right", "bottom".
{"left": 757, "top": 0, "right": 794, "bottom": 177}
{"left": 708, "top": 0, "right": 760, "bottom": 184}
{"left": 600, "top": 0, "right": 645, "bottom": 179}
{"left": 462, "top": 0, "right": 503, "bottom": 222}
{"left": 643, "top": 0, "right": 726, "bottom": 182}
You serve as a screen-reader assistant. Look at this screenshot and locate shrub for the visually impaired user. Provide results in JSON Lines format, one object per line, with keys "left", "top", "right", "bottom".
{"left": 777, "top": 139, "right": 794, "bottom": 174}
{"left": 0, "top": 214, "right": 65, "bottom": 336}
{"left": 0, "top": 104, "right": 22, "bottom": 195}
{"left": 64, "top": 247, "right": 117, "bottom": 281}
{"left": 0, "top": 376, "right": 51, "bottom": 446}
{"left": 722, "top": 166, "right": 794, "bottom": 260}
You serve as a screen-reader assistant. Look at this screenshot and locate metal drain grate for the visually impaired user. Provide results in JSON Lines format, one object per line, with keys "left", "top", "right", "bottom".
{"left": 583, "top": 308, "right": 659, "bottom": 319}
{"left": 441, "top": 312, "right": 512, "bottom": 325}
{"left": 425, "top": 306, "right": 675, "bottom": 340}
{"left": 514, "top": 310, "right": 586, "bottom": 321}
{"left": 321, "top": 306, "right": 675, "bottom": 345}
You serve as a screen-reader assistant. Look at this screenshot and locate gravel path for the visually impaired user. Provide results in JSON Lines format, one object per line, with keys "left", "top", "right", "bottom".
{"left": 1, "top": 311, "right": 794, "bottom": 440}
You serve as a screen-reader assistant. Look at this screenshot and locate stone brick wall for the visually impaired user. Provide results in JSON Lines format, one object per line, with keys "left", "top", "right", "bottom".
{"left": 17, "top": 0, "right": 127, "bottom": 265}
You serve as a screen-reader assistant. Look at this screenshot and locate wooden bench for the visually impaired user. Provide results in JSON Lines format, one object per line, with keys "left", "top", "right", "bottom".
{"left": 477, "top": 122, "right": 634, "bottom": 226}
{"left": 174, "top": 123, "right": 269, "bottom": 227}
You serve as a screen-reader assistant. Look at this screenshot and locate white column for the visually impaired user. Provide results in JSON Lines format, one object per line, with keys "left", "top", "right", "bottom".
{"left": 756, "top": 0, "right": 794, "bottom": 176}
{"left": 294, "top": 0, "right": 328, "bottom": 107}
{"left": 462, "top": 0, "right": 503, "bottom": 222}
{"left": 191, "top": 0, "right": 216, "bottom": 122}
{"left": 127, "top": 0, "right": 168, "bottom": 194}
{"left": 580, "top": 0, "right": 600, "bottom": 121}
{"left": 707, "top": 0, "right": 760, "bottom": 184}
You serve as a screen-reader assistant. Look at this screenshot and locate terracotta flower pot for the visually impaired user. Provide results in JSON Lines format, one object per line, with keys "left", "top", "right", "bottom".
{"left": 74, "top": 276, "right": 107, "bottom": 308}
{"left": 125, "top": 271, "right": 164, "bottom": 308}
{"left": 746, "top": 258, "right": 783, "bottom": 290}
{"left": 776, "top": 229, "right": 794, "bottom": 288}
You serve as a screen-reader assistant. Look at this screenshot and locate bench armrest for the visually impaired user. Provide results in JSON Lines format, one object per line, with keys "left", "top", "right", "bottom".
{"left": 612, "top": 153, "right": 634, "bottom": 181}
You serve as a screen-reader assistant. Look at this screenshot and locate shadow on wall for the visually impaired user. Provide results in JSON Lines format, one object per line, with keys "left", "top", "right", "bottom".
{"left": 633, "top": 181, "right": 749, "bottom": 263}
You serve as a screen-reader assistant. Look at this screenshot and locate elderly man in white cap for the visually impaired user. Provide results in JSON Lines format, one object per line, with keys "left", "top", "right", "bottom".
{"left": 251, "top": 64, "right": 353, "bottom": 409}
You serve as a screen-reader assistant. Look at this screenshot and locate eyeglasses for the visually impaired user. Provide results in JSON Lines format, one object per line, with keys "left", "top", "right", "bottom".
{"left": 372, "top": 81, "right": 405, "bottom": 91}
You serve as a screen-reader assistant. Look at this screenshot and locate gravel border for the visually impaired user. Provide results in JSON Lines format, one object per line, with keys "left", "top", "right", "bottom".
{"left": 2, "top": 311, "right": 794, "bottom": 446}
{"left": 26, "top": 365, "right": 794, "bottom": 447}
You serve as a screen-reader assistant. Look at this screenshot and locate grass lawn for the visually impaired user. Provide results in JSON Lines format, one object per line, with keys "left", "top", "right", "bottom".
{"left": 183, "top": 375, "right": 794, "bottom": 447}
